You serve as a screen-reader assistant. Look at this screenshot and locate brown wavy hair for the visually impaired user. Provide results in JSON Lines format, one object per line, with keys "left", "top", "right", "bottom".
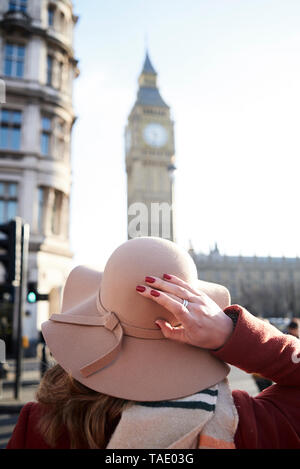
{"left": 35, "top": 364, "right": 133, "bottom": 449}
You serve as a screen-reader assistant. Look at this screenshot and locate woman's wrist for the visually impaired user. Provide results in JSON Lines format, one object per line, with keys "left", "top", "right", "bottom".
{"left": 210, "top": 307, "right": 239, "bottom": 351}
{"left": 223, "top": 305, "right": 240, "bottom": 329}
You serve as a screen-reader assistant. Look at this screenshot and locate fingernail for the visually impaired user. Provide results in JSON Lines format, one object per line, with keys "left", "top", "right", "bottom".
{"left": 150, "top": 290, "right": 160, "bottom": 297}
{"left": 145, "top": 276, "right": 156, "bottom": 283}
{"left": 163, "top": 274, "right": 172, "bottom": 280}
{"left": 136, "top": 285, "right": 146, "bottom": 292}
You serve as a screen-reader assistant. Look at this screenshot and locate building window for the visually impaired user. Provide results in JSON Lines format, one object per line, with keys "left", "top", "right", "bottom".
{"left": 0, "top": 182, "right": 18, "bottom": 224}
{"left": 47, "top": 55, "right": 53, "bottom": 86}
{"left": 54, "top": 119, "right": 65, "bottom": 159}
{"left": 37, "top": 187, "right": 67, "bottom": 236}
{"left": 47, "top": 51, "right": 66, "bottom": 90}
{"left": 41, "top": 116, "right": 51, "bottom": 156}
{"left": 37, "top": 187, "right": 46, "bottom": 233}
{"left": 51, "top": 190, "right": 63, "bottom": 235}
{"left": 58, "top": 61, "right": 64, "bottom": 89}
{"left": 4, "top": 43, "right": 25, "bottom": 78}
{"left": 59, "top": 11, "right": 65, "bottom": 33}
{"left": 41, "top": 116, "right": 67, "bottom": 158}
{"left": 8, "top": 0, "right": 27, "bottom": 12}
{"left": 48, "top": 5, "right": 55, "bottom": 26}
{"left": 0, "top": 109, "right": 22, "bottom": 151}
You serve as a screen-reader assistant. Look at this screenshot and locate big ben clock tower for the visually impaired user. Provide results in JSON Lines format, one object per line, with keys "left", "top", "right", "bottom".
{"left": 125, "top": 52, "right": 176, "bottom": 241}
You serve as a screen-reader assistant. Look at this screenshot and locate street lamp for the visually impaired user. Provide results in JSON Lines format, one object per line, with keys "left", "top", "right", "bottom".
{"left": 167, "top": 157, "right": 177, "bottom": 242}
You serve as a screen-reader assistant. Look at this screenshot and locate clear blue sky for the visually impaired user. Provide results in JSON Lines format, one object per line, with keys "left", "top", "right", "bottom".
{"left": 70, "top": 0, "right": 300, "bottom": 269}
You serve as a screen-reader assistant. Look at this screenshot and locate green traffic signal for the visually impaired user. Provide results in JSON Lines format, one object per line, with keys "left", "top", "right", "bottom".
{"left": 27, "top": 282, "right": 49, "bottom": 303}
{"left": 27, "top": 291, "right": 37, "bottom": 304}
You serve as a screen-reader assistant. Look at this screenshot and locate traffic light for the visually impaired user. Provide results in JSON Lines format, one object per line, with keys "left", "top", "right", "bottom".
{"left": 0, "top": 218, "right": 23, "bottom": 292}
{"left": 0, "top": 218, "right": 29, "bottom": 399}
{"left": 27, "top": 284, "right": 37, "bottom": 304}
{"left": 27, "top": 282, "right": 49, "bottom": 303}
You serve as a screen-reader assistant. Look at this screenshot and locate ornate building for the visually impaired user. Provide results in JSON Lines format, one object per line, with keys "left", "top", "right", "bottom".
{"left": 125, "top": 52, "right": 176, "bottom": 241}
{"left": 0, "top": 0, "right": 79, "bottom": 353}
{"left": 190, "top": 244, "right": 300, "bottom": 318}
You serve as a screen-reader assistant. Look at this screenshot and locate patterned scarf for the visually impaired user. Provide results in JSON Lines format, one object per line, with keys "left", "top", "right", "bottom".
{"left": 106, "top": 378, "right": 239, "bottom": 449}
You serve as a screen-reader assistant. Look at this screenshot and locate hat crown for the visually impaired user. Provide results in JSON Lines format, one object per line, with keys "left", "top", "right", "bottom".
{"left": 43, "top": 237, "right": 230, "bottom": 401}
{"left": 100, "top": 237, "right": 198, "bottom": 329}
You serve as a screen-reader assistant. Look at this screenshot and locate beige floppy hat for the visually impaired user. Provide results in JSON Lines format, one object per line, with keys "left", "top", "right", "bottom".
{"left": 42, "top": 237, "right": 231, "bottom": 401}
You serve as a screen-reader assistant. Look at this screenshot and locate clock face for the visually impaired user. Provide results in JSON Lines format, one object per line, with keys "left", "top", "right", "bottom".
{"left": 143, "top": 123, "right": 168, "bottom": 148}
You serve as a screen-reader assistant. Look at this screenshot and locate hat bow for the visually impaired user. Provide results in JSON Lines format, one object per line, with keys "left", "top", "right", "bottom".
{"left": 49, "top": 295, "right": 164, "bottom": 378}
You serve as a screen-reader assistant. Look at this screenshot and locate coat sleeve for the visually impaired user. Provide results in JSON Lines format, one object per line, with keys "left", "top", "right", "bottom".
{"left": 6, "top": 402, "right": 33, "bottom": 449}
{"left": 212, "top": 305, "right": 300, "bottom": 449}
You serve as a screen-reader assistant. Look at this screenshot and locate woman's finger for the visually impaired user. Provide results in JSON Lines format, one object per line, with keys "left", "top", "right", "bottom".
{"left": 136, "top": 285, "right": 193, "bottom": 326}
{"left": 144, "top": 275, "right": 197, "bottom": 302}
{"left": 137, "top": 284, "right": 184, "bottom": 305}
{"left": 155, "top": 319, "right": 186, "bottom": 343}
{"left": 162, "top": 274, "right": 205, "bottom": 297}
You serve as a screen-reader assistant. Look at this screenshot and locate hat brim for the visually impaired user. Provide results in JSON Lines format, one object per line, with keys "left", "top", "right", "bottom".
{"left": 42, "top": 266, "right": 230, "bottom": 401}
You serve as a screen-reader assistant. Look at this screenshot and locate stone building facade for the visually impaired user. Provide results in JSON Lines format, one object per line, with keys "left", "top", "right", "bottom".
{"left": 190, "top": 244, "right": 300, "bottom": 318}
{"left": 0, "top": 0, "right": 79, "bottom": 352}
{"left": 125, "top": 52, "right": 176, "bottom": 241}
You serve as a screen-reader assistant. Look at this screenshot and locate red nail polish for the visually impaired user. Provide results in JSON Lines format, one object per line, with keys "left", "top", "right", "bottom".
{"left": 150, "top": 290, "right": 160, "bottom": 297}
{"left": 163, "top": 274, "right": 172, "bottom": 280}
{"left": 136, "top": 285, "right": 146, "bottom": 292}
{"left": 145, "top": 276, "right": 156, "bottom": 283}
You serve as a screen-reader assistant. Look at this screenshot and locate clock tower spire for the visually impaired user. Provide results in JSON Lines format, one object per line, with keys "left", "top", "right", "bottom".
{"left": 125, "top": 52, "right": 176, "bottom": 241}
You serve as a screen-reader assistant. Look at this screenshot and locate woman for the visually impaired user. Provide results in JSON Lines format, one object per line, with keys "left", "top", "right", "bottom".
{"left": 6, "top": 237, "right": 300, "bottom": 449}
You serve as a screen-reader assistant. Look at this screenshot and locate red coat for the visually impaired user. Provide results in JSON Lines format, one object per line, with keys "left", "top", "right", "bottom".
{"left": 6, "top": 306, "right": 300, "bottom": 449}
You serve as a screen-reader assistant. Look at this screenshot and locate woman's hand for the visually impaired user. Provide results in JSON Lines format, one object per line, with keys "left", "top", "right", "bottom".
{"left": 136, "top": 274, "right": 234, "bottom": 350}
